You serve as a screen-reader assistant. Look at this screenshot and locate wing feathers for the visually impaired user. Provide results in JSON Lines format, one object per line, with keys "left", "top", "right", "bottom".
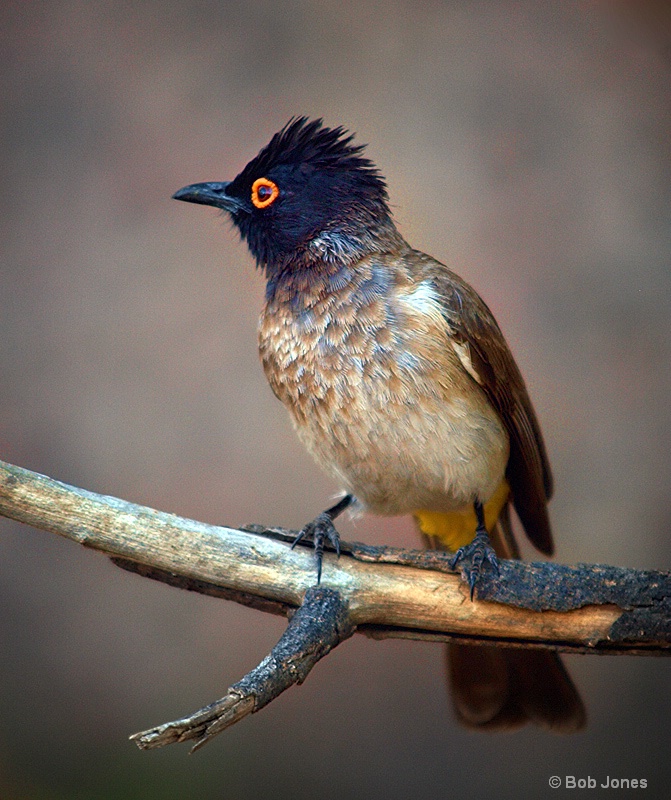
{"left": 419, "top": 255, "right": 554, "bottom": 555}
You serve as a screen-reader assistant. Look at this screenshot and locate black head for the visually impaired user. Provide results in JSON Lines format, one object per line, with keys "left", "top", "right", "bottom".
{"left": 173, "top": 117, "right": 395, "bottom": 273}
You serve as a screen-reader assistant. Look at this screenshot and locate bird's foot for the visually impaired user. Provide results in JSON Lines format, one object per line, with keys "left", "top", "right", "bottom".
{"left": 449, "top": 529, "right": 500, "bottom": 600}
{"left": 291, "top": 512, "right": 341, "bottom": 583}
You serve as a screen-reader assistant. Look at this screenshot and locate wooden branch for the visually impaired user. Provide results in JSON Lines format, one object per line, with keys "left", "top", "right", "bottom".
{"left": 130, "top": 586, "right": 354, "bottom": 752}
{"left": 1, "top": 459, "right": 668, "bottom": 650}
{"left": 1, "top": 458, "right": 670, "bottom": 749}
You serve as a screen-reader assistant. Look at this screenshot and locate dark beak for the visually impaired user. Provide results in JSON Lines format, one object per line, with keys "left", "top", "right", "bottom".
{"left": 172, "top": 181, "right": 244, "bottom": 213}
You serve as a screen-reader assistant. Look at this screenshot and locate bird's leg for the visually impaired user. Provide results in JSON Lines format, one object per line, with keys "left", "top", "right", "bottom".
{"left": 292, "top": 494, "right": 354, "bottom": 583}
{"left": 449, "top": 500, "right": 500, "bottom": 599}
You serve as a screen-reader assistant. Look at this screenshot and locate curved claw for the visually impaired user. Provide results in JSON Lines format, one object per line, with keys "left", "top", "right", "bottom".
{"left": 449, "top": 529, "right": 500, "bottom": 600}
{"left": 292, "top": 512, "right": 341, "bottom": 583}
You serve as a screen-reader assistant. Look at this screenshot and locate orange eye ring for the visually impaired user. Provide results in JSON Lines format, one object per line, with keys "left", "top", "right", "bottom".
{"left": 251, "top": 177, "right": 280, "bottom": 209}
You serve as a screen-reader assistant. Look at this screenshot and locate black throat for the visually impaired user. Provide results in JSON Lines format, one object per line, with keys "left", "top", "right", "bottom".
{"left": 262, "top": 214, "right": 404, "bottom": 303}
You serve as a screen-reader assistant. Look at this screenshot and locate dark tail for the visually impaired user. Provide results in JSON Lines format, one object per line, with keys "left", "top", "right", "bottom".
{"left": 447, "top": 640, "right": 585, "bottom": 732}
{"left": 424, "top": 508, "right": 585, "bottom": 733}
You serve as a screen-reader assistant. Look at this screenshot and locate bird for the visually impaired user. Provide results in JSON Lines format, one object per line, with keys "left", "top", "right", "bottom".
{"left": 173, "top": 116, "right": 585, "bottom": 733}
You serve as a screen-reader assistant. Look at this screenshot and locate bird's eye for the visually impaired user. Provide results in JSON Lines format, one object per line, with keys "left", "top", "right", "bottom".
{"left": 251, "top": 177, "right": 280, "bottom": 209}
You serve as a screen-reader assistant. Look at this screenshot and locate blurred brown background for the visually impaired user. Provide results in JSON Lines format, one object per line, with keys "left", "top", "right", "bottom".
{"left": 1, "top": 2, "right": 670, "bottom": 798}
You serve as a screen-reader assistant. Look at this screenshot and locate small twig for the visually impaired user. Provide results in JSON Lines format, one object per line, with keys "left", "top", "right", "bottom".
{"left": 130, "top": 694, "right": 255, "bottom": 752}
{"left": 130, "top": 586, "right": 354, "bottom": 752}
